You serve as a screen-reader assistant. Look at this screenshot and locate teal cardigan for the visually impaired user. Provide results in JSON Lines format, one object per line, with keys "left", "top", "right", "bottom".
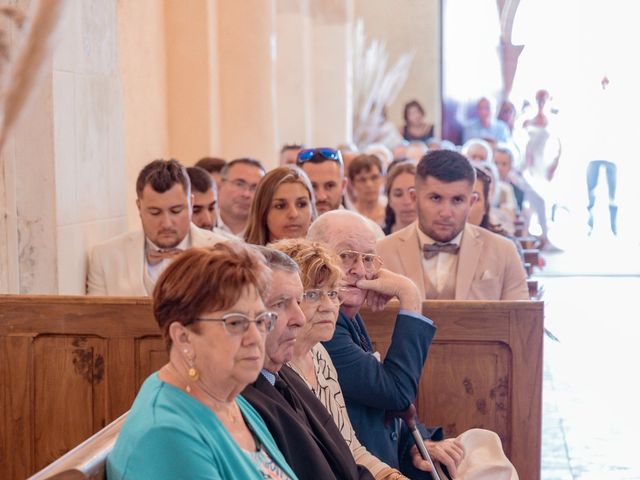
{"left": 107, "top": 373, "right": 298, "bottom": 480}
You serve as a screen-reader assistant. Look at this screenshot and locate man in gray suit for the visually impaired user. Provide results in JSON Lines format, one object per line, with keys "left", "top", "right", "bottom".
{"left": 377, "top": 150, "right": 528, "bottom": 300}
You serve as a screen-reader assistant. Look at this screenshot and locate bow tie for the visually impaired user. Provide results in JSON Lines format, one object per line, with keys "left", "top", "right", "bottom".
{"left": 146, "top": 248, "right": 183, "bottom": 266}
{"left": 422, "top": 243, "right": 460, "bottom": 260}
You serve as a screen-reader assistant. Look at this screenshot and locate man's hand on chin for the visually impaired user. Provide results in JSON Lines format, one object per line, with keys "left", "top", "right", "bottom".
{"left": 410, "top": 438, "right": 465, "bottom": 478}
{"left": 356, "top": 268, "right": 422, "bottom": 313}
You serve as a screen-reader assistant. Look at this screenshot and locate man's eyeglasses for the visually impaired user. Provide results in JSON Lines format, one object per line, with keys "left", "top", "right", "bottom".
{"left": 338, "top": 250, "right": 383, "bottom": 274}
{"left": 225, "top": 178, "right": 258, "bottom": 193}
{"left": 302, "top": 288, "right": 342, "bottom": 305}
{"left": 296, "top": 148, "right": 343, "bottom": 166}
{"left": 197, "top": 311, "right": 278, "bottom": 335}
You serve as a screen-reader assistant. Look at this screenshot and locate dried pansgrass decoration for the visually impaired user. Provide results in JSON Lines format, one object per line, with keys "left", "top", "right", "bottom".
{"left": 0, "top": 0, "right": 68, "bottom": 154}
{"left": 352, "top": 19, "right": 414, "bottom": 149}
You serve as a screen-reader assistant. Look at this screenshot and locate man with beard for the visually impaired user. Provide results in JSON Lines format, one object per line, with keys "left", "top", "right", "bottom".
{"left": 377, "top": 150, "right": 528, "bottom": 300}
{"left": 216, "top": 157, "right": 265, "bottom": 236}
{"left": 87, "top": 159, "right": 225, "bottom": 295}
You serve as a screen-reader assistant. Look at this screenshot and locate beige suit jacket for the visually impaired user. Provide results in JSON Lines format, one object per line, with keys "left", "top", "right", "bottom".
{"left": 87, "top": 224, "right": 226, "bottom": 296}
{"left": 376, "top": 221, "right": 529, "bottom": 300}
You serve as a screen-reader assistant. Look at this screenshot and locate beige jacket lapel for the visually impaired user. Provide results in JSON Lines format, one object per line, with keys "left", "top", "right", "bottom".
{"left": 396, "top": 222, "right": 426, "bottom": 298}
{"left": 455, "top": 223, "right": 482, "bottom": 300}
{"left": 125, "top": 230, "right": 147, "bottom": 296}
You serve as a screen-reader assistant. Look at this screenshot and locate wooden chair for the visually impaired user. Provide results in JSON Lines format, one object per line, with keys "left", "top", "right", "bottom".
{"left": 27, "top": 412, "right": 127, "bottom": 480}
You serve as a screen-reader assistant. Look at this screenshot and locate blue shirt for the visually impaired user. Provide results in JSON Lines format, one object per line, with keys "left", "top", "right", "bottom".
{"left": 107, "top": 373, "right": 298, "bottom": 480}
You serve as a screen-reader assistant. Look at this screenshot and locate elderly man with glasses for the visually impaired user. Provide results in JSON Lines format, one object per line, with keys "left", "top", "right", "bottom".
{"left": 308, "top": 209, "right": 466, "bottom": 479}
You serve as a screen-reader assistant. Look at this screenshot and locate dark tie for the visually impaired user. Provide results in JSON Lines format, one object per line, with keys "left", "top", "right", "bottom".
{"left": 422, "top": 243, "right": 459, "bottom": 260}
{"left": 351, "top": 317, "right": 373, "bottom": 353}
{"left": 146, "top": 248, "right": 182, "bottom": 266}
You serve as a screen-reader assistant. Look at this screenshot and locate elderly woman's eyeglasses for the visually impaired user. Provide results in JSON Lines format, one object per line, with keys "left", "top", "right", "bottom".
{"left": 197, "top": 311, "right": 278, "bottom": 335}
{"left": 302, "top": 289, "right": 342, "bottom": 305}
{"left": 338, "top": 250, "right": 383, "bottom": 274}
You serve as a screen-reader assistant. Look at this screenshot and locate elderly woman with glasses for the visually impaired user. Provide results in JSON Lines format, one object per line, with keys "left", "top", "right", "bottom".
{"left": 107, "top": 243, "right": 298, "bottom": 480}
{"left": 272, "top": 238, "right": 408, "bottom": 480}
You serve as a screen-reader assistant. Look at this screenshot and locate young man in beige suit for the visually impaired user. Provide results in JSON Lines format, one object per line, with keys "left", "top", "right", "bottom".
{"left": 87, "top": 159, "right": 226, "bottom": 296}
{"left": 377, "top": 150, "right": 528, "bottom": 300}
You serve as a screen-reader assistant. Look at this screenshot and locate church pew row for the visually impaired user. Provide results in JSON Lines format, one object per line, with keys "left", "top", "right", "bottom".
{"left": 0, "top": 296, "right": 543, "bottom": 480}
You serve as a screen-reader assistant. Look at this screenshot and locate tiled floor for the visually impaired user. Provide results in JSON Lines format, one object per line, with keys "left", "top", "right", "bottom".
{"left": 537, "top": 247, "right": 640, "bottom": 478}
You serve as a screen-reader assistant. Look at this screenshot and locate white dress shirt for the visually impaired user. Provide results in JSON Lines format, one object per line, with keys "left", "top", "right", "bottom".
{"left": 417, "top": 225, "right": 463, "bottom": 295}
{"left": 145, "top": 234, "right": 190, "bottom": 283}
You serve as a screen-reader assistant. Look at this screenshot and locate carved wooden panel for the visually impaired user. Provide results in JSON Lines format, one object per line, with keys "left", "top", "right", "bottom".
{"left": 419, "top": 343, "right": 511, "bottom": 455}
{"left": 33, "top": 336, "right": 108, "bottom": 471}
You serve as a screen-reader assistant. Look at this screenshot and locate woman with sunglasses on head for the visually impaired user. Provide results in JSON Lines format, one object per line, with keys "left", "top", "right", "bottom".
{"left": 244, "top": 166, "right": 317, "bottom": 246}
{"left": 272, "top": 238, "right": 408, "bottom": 480}
{"left": 107, "top": 243, "right": 298, "bottom": 480}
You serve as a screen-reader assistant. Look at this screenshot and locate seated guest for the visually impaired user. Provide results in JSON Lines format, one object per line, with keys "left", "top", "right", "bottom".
{"left": 348, "top": 154, "right": 386, "bottom": 227}
{"left": 244, "top": 166, "right": 316, "bottom": 246}
{"left": 401, "top": 100, "right": 434, "bottom": 143}
{"left": 217, "top": 157, "right": 265, "bottom": 236}
{"left": 280, "top": 143, "right": 305, "bottom": 166}
{"left": 87, "top": 159, "right": 225, "bottom": 295}
{"left": 273, "top": 238, "right": 407, "bottom": 480}
{"left": 377, "top": 150, "right": 528, "bottom": 300}
{"left": 187, "top": 166, "right": 236, "bottom": 239}
{"left": 494, "top": 143, "right": 525, "bottom": 212}
{"left": 405, "top": 140, "right": 428, "bottom": 163}
{"left": 463, "top": 96, "right": 511, "bottom": 143}
{"left": 383, "top": 162, "right": 417, "bottom": 235}
{"left": 242, "top": 247, "right": 375, "bottom": 480}
{"left": 307, "top": 210, "right": 461, "bottom": 478}
{"left": 107, "top": 243, "right": 298, "bottom": 479}
{"left": 195, "top": 156, "right": 226, "bottom": 189}
{"left": 296, "top": 147, "right": 384, "bottom": 238}
{"left": 364, "top": 143, "right": 394, "bottom": 173}
{"left": 469, "top": 168, "right": 524, "bottom": 262}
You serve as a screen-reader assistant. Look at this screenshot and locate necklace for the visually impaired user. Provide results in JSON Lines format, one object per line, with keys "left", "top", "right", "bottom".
{"left": 289, "top": 351, "right": 317, "bottom": 391}
{"left": 168, "top": 362, "right": 242, "bottom": 424}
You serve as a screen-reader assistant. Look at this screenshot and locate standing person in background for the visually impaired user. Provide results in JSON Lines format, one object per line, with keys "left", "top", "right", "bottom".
{"left": 401, "top": 100, "right": 434, "bottom": 143}
{"left": 586, "top": 76, "right": 619, "bottom": 235}
{"left": 522, "top": 89, "right": 562, "bottom": 249}
{"left": 217, "top": 158, "right": 266, "bottom": 237}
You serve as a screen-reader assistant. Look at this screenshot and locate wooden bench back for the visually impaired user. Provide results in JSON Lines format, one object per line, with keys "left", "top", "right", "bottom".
{"left": 0, "top": 295, "right": 542, "bottom": 480}
{"left": 27, "top": 412, "right": 127, "bottom": 480}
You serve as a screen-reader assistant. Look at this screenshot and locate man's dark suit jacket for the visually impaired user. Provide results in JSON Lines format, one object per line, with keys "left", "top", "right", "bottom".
{"left": 241, "top": 365, "right": 374, "bottom": 480}
{"left": 322, "top": 310, "right": 441, "bottom": 474}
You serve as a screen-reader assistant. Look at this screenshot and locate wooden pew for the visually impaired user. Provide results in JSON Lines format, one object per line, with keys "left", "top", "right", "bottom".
{"left": 0, "top": 296, "right": 543, "bottom": 480}
{"left": 27, "top": 412, "right": 127, "bottom": 480}
{"left": 363, "top": 300, "right": 543, "bottom": 480}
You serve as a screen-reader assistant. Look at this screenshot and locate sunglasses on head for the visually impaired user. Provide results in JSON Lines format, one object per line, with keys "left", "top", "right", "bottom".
{"left": 296, "top": 148, "right": 343, "bottom": 166}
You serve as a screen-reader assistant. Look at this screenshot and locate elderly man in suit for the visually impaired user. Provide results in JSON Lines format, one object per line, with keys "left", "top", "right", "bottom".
{"left": 87, "top": 159, "right": 226, "bottom": 296}
{"left": 241, "top": 247, "right": 374, "bottom": 480}
{"left": 377, "top": 150, "right": 528, "bottom": 301}
{"left": 307, "top": 210, "right": 466, "bottom": 478}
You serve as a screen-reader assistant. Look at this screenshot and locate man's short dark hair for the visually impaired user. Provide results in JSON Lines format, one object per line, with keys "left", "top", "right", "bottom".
{"left": 347, "top": 154, "right": 382, "bottom": 182}
{"left": 416, "top": 150, "right": 476, "bottom": 185}
{"left": 280, "top": 143, "right": 304, "bottom": 154}
{"left": 220, "top": 157, "right": 266, "bottom": 180}
{"left": 186, "top": 166, "right": 215, "bottom": 194}
{"left": 195, "top": 157, "right": 226, "bottom": 174}
{"left": 136, "top": 159, "right": 190, "bottom": 198}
